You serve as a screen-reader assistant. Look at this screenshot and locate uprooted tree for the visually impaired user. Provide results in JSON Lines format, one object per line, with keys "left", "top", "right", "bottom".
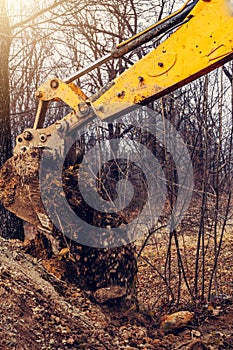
{"left": 1, "top": 0, "right": 232, "bottom": 306}
{"left": 0, "top": 0, "right": 143, "bottom": 300}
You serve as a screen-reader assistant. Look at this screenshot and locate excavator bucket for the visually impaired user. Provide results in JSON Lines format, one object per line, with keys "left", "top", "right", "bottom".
{"left": 0, "top": 148, "right": 53, "bottom": 231}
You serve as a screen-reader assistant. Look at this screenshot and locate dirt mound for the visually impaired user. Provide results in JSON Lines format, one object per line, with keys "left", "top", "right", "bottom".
{"left": 0, "top": 237, "right": 232, "bottom": 350}
{"left": 0, "top": 238, "right": 114, "bottom": 349}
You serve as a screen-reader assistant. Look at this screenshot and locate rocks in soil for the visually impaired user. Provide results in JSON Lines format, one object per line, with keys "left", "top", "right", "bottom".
{"left": 93, "top": 285, "right": 127, "bottom": 304}
{"left": 160, "top": 310, "right": 194, "bottom": 333}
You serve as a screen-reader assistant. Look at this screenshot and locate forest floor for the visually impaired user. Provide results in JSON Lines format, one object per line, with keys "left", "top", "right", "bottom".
{"left": 0, "top": 228, "right": 232, "bottom": 350}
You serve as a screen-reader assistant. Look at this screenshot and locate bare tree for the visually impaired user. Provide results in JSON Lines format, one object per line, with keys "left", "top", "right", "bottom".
{"left": 0, "top": 0, "right": 24, "bottom": 239}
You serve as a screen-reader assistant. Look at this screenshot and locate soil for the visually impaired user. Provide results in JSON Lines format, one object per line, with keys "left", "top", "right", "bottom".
{"left": 0, "top": 236, "right": 232, "bottom": 350}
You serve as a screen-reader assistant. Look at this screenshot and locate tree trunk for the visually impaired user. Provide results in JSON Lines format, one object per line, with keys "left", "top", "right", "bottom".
{"left": 0, "top": 0, "right": 24, "bottom": 239}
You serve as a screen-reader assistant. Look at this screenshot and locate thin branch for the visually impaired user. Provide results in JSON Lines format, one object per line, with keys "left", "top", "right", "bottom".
{"left": 11, "top": 0, "right": 68, "bottom": 30}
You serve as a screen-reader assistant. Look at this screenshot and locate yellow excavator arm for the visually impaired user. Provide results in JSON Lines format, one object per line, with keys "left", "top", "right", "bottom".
{"left": 93, "top": 0, "right": 233, "bottom": 119}
{"left": 0, "top": 0, "right": 233, "bottom": 231}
